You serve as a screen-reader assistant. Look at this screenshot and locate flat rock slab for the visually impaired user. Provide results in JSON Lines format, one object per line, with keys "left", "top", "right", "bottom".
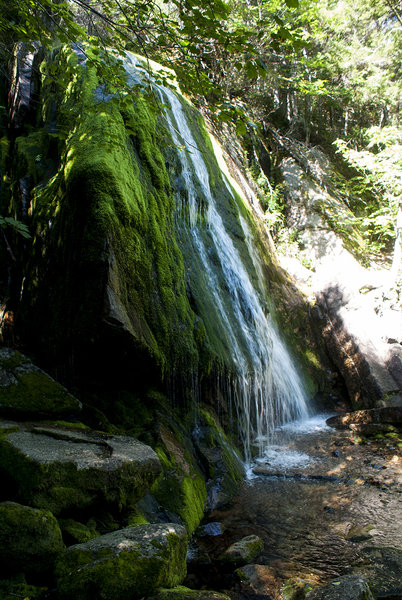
{"left": 306, "top": 575, "right": 375, "bottom": 600}
{"left": 0, "top": 348, "right": 82, "bottom": 418}
{"left": 0, "top": 423, "right": 161, "bottom": 515}
{"left": 55, "top": 523, "right": 187, "bottom": 600}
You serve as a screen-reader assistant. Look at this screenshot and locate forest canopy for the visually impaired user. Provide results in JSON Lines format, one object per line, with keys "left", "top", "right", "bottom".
{"left": 0, "top": 0, "right": 401, "bottom": 262}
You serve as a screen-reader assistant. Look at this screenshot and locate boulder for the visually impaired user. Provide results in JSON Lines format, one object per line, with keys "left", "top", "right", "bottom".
{"left": 0, "top": 348, "right": 82, "bottom": 418}
{"left": 305, "top": 575, "right": 375, "bottom": 600}
{"left": 192, "top": 410, "right": 244, "bottom": 509}
{"left": 218, "top": 535, "right": 263, "bottom": 566}
{"left": 55, "top": 523, "right": 187, "bottom": 600}
{"left": 352, "top": 546, "right": 402, "bottom": 599}
{"left": 0, "top": 501, "right": 64, "bottom": 577}
{"left": 326, "top": 407, "right": 402, "bottom": 432}
{"left": 0, "top": 422, "right": 161, "bottom": 515}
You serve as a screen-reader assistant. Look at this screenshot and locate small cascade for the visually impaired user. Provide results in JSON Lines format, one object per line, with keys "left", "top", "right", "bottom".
{"left": 124, "top": 54, "right": 310, "bottom": 459}
{"left": 156, "top": 84, "right": 309, "bottom": 460}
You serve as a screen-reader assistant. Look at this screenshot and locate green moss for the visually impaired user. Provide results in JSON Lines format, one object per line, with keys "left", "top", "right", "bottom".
{"left": 59, "top": 518, "right": 99, "bottom": 544}
{"left": 151, "top": 586, "right": 231, "bottom": 599}
{"left": 126, "top": 507, "right": 150, "bottom": 527}
{"left": 19, "top": 45, "right": 203, "bottom": 380}
{"left": 198, "top": 409, "right": 244, "bottom": 497}
{"left": 0, "top": 501, "right": 65, "bottom": 577}
{"left": 0, "top": 576, "right": 45, "bottom": 600}
{"left": 152, "top": 449, "right": 207, "bottom": 535}
{"left": 56, "top": 525, "right": 187, "bottom": 600}
{"left": 0, "top": 369, "right": 80, "bottom": 416}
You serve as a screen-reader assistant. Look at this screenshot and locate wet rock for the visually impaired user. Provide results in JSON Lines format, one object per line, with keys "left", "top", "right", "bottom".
{"left": 235, "top": 564, "right": 282, "bottom": 598}
{"left": 351, "top": 546, "right": 402, "bottom": 599}
{"left": 149, "top": 586, "right": 231, "bottom": 600}
{"left": 218, "top": 535, "right": 263, "bottom": 565}
{"left": 0, "top": 348, "right": 82, "bottom": 418}
{"left": 345, "top": 524, "right": 374, "bottom": 542}
{"left": 0, "top": 501, "right": 64, "bottom": 577}
{"left": 192, "top": 410, "right": 244, "bottom": 509}
{"left": 55, "top": 523, "right": 187, "bottom": 600}
{"left": 305, "top": 575, "right": 375, "bottom": 600}
{"left": 196, "top": 522, "right": 224, "bottom": 536}
{"left": 326, "top": 407, "right": 402, "bottom": 432}
{"left": 0, "top": 423, "right": 161, "bottom": 515}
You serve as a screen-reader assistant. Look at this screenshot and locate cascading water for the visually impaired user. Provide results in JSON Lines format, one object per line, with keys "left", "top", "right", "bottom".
{"left": 126, "top": 54, "right": 310, "bottom": 460}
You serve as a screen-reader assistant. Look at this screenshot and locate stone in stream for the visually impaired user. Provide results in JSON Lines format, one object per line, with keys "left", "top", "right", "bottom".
{"left": 0, "top": 348, "right": 82, "bottom": 418}
{"left": 0, "top": 422, "right": 161, "bottom": 515}
{"left": 218, "top": 534, "right": 263, "bottom": 566}
{"left": 55, "top": 523, "right": 187, "bottom": 600}
{"left": 305, "top": 575, "right": 375, "bottom": 600}
{"left": 0, "top": 501, "right": 65, "bottom": 577}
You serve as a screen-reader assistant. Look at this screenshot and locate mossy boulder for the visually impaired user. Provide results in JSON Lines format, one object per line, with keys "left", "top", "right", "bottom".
{"left": 0, "top": 501, "right": 64, "bottom": 577}
{"left": 151, "top": 424, "right": 207, "bottom": 534}
{"left": 58, "top": 518, "right": 99, "bottom": 544}
{"left": 0, "top": 575, "right": 45, "bottom": 600}
{"left": 55, "top": 523, "right": 187, "bottom": 600}
{"left": 218, "top": 535, "right": 263, "bottom": 566}
{"left": 0, "top": 348, "right": 82, "bottom": 418}
{"left": 0, "top": 423, "right": 161, "bottom": 515}
{"left": 149, "top": 586, "right": 231, "bottom": 599}
{"left": 305, "top": 575, "right": 375, "bottom": 600}
{"left": 193, "top": 410, "right": 244, "bottom": 508}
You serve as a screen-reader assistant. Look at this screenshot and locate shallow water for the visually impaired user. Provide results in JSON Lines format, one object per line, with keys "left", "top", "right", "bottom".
{"left": 189, "top": 415, "right": 402, "bottom": 597}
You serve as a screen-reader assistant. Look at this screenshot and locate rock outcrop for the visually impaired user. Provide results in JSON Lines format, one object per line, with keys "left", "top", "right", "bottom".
{"left": 0, "top": 421, "right": 161, "bottom": 515}
{"left": 279, "top": 149, "right": 402, "bottom": 410}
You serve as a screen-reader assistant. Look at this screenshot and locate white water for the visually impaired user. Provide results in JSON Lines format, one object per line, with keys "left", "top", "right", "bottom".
{"left": 124, "top": 54, "right": 310, "bottom": 459}
{"left": 156, "top": 85, "right": 310, "bottom": 459}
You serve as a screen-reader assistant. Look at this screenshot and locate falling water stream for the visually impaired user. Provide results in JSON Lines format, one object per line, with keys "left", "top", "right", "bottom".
{"left": 153, "top": 80, "right": 309, "bottom": 460}
{"left": 122, "top": 57, "right": 402, "bottom": 598}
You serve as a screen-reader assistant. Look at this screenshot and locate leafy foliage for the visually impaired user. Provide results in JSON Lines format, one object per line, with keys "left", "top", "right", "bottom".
{"left": 335, "top": 127, "right": 401, "bottom": 253}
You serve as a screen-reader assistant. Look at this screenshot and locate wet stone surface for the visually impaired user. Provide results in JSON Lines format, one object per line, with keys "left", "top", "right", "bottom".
{"left": 186, "top": 415, "right": 402, "bottom": 599}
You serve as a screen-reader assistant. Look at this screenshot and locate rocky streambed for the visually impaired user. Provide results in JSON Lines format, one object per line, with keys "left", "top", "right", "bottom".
{"left": 187, "top": 413, "right": 402, "bottom": 600}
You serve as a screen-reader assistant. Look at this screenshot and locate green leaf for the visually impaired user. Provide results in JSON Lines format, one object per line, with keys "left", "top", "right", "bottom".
{"left": 285, "top": 0, "right": 299, "bottom": 7}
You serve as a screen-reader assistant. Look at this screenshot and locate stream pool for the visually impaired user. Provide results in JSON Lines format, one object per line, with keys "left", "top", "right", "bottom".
{"left": 187, "top": 415, "right": 402, "bottom": 598}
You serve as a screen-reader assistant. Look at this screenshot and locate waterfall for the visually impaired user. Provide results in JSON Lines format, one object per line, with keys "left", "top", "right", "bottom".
{"left": 125, "top": 54, "right": 310, "bottom": 459}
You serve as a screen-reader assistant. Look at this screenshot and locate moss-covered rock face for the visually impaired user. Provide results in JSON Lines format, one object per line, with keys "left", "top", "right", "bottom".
{"left": 0, "top": 422, "right": 161, "bottom": 516}
{"left": 55, "top": 523, "right": 188, "bottom": 600}
{"left": 11, "top": 47, "right": 200, "bottom": 386}
{"left": 151, "top": 425, "right": 207, "bottom": 534}
{"left": 0, "top": 348, "right": 82, "bottom": 418}
{"left": 0, "top": 501, "right": 65, "bottom": 577}
{"left": 194, "top": 410, "right": 244, "bottom": 508}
